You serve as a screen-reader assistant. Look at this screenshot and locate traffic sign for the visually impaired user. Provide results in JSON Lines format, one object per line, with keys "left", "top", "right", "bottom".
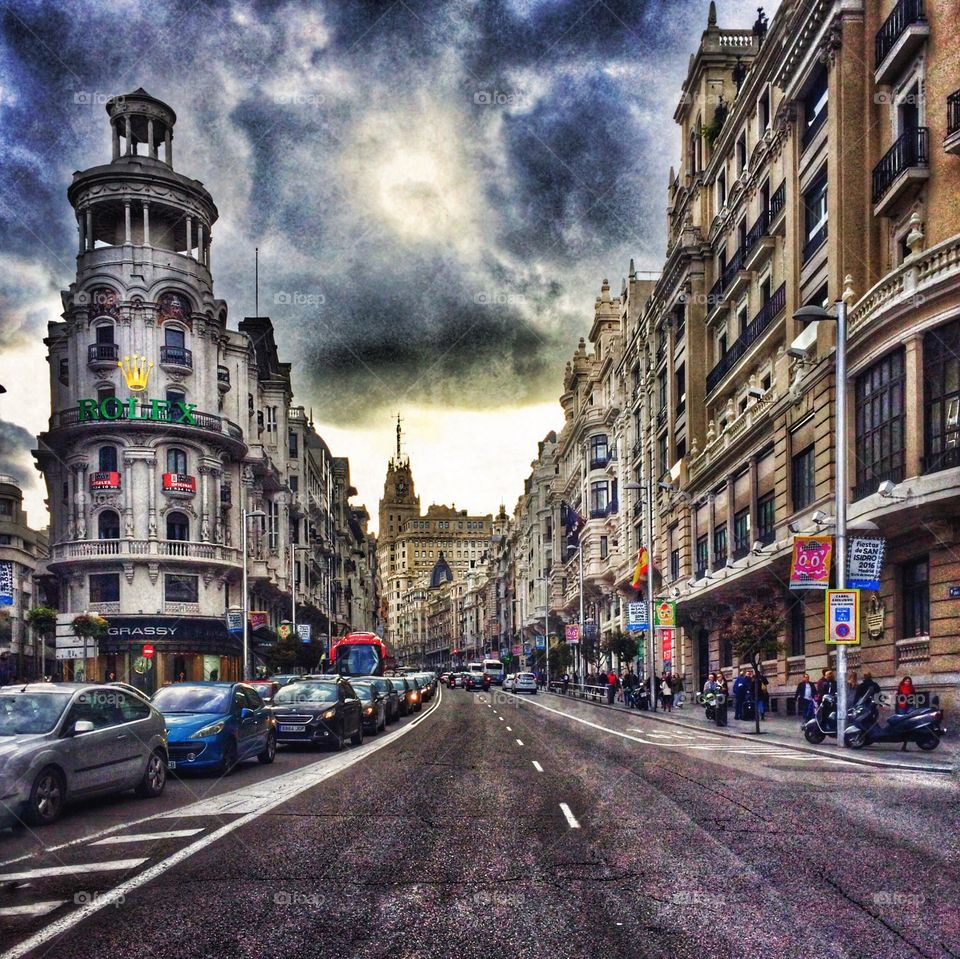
{"left": 627, "top": 601, "right": 649, "bottom": 631}
{"left": 142, "top": 644, "right": 155, "bottom": 658}
{"left": 825, "top": 590, "right": 861, "bottom": 645}
{"left": 535, "top": 635, "right": 546, "bottom": 650}
{"left": 297, "top": 624, "right": 312, "bottom": 644}
{"left": 225, "top": 608, "right": 244, "bottom": 635}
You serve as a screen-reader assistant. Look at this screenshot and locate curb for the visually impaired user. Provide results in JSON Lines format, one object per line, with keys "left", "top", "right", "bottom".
{"left": 544, "top": 690, "right": 954, "bottom": 774}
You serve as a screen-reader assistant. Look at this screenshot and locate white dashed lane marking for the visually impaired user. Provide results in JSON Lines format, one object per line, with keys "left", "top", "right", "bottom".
{"left": 92, "top": 829, "right": 204, "bottom": 845}
{"left": 532, "top": 761, "right": 544, "bottom": 772}
{"left": 516, "top": 739, "right": 524, "bottom": 746}
{"left": 559, "top": 803, "right": 580, "bottom": 829}
{"left": 0, "top": 860, "right": 148, "bottom": 883}
{"left": 0, "top": 902, "right": 64, "bottom": 918}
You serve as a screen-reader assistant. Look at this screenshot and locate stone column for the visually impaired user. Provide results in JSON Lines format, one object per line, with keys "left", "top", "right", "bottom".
{"left": 123, "top": 454, "right": 135, "bottom": 539}
{"left": 199, "top": 467, "right": 210, "bottom": 541}
{"left": 749, "top": 456, "right": 759, "bottom": 534}
{"left": 72, "top": 464, "right": 88, "bottom": 540}
{"left": 206, "top": 233, "right": 212, "bottom": 270}
{"left": 197, "top": 223, "right": 204, "bottom": 266}
{"left": 903, "top": 334, "right": 923, "bottom": 478}
{"left": 186, "top": 215, "right": 193, "bottom": 258}
{"left": 78, "top": 212, "right": 86, "bottom": 254}
{"left": 85, "top": 208, "right": 93, "bottom": 251}
{"left": 142, "top": 201, "right": 150, "bottom": 246}
{"left": 147, "top": 118, "right": 155, "bottom": 158}
{"left": 211, "top": 468, "right": 222, "bottom": 543}
{"left": 165, "top": 129, "right": 172, "bottom": 167}
{"left": 147, "top": 457, "right": 158, "bottom": 539}
{"left": 707, "top": 494, "right": 716, "bottom": 569}
{"left": 124, "top": 116, "right": 132, "bottom": 154}
{"left": 112, "top": 122, "right": 120, "bottom": 160}
{"left": 124, "top": 200, "right": 132, "bottom": 244}
{"left": 726, "top": 475, "right": 735, "bottom": 559}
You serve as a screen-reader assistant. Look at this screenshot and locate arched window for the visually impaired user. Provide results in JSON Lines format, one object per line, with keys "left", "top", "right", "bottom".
{"left": 164, "top": 326, "right": 186, "bottom": 349}
{"left": 166, "top": 447, "right": 187, "bottom": 474}
{"left": 166, "top": 512, "right": 189, "bottom": 541}
{"left": 98, "top": 445, "right": 118, "bottom": 473}
{"left": 95, "top": 323, "right": 115, "bottom": 345}
{"left": 98, "top": 510, "right": 120, "bottom": 540}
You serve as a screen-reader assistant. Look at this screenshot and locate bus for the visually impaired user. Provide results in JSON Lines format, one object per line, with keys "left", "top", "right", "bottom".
{"left": 329, "top": 632, "right": 390, "bottom": 677}
{"left": 483, "top": 659, "right": 505, "bottom": 685}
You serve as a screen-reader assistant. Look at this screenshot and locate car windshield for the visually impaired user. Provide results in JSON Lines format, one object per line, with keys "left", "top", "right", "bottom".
{"left": 351, "top": 684, "right": 376, "bottom": 701}
{"left": 274, "top": 682, "right": 338, "bottom": 705}
{"left": 407, "top": 679, "right": 420, "bottom": 689}
{"left": 152, "top": 685, "right": 232, "bottom": 714}
{"left": 0, "top": 692, "right": 73, "bottom": 735}
{"left": 249, "top": 683, "right": 274, "bottom": 695}
{"left": 337, "top": 644, "right": 382, "bottom": 676}
{"left": 367, "top": 679, "right": 391, "bottom": 694}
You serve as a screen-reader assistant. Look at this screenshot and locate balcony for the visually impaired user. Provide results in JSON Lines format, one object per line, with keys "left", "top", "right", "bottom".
{"left": 159, "top": 345, "right": 193, "bottom": 371}
{"left": 732, "top": 545, "right": 750, "bottom": 561}
{"left": 875, "top": 0, "right": 928, "bottom": 85}
{"left": 851, "top": 465, "right": 904, "bottom": 502}
{"left": 217, "top": 365, "right": 231, "bottom": 391}
{"left": 802, "top": 223, "right": 828, "bottom": 264}
{"left": 743, "top": 208, "right": 774, "bottom": 271}
{"left": 656, "top": 407, "right": 667, "bottom": 431}
{"left": 694, "top": 565, "right": 708, "bottom": 581}
{"left": 706, "top": 282, "right": 786, "bottom": 395}
{"left": 922, "top": 446, "right": 960, "bottom": 475}
{"left": 712, "top": 554, "right": 728, "bottom": 572}
{"left": 945, "top": 90, "right": 960, "bottom": 156}
{"left": 162, "top": 472, "right": 197, "bottom": 496}
{"left": 88, "top": 342, "right": 119, "bottom": 369}
{"left": 872, "top": 128, "right": 929, "bottom": 215}
{"left": 589, "top": 508, "right": 607, "bottom": 520}
{"left": 49, "top": 538, "right": 240, "bottom": 565}
{"left": 769, "top": 180, "right": 786, "bottom": 231}
{"left": 90, "top": 471, "right": 121, "bottom": 492}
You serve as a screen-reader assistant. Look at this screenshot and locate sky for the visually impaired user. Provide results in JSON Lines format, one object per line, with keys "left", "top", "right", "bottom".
{"left": 0, "top": 0, "right": 771, "bottom": 533}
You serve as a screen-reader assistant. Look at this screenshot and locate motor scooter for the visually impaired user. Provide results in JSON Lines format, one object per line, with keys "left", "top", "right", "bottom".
{"left": 844, "top": 693, "right": 946, "bottom": 751}
{"left": 802, "top": 693, "right": 836, "bottom": 744}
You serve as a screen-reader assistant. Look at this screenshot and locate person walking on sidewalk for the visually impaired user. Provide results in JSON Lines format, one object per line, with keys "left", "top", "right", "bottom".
{"left": 561, "top": 672, "right": 570, "bottom": 695}
{"left": 660, "top": 673, "right": 673, "bottom": 712}
{"left": 672, "top": 673, "right": 684, "bottom": 709}
{"left": 855, "top": 671, "right": 880, "bottom": 704}
{"left": 607, "top": 669, "right": 618, "bottom": 705}
{"left": 756, "top": 668, "right": 769, "bottom": 721}
{"left": 622, "top": 670, "right": 637, "bottom": 707}
{"left": 795, "top": 673, "right": 817, "bottom": 724}
{"left": 651, "top": 672, "right": 661, "bottom": 711}
{"left": 733, "top": 669, "right": 750, "bottom": 720}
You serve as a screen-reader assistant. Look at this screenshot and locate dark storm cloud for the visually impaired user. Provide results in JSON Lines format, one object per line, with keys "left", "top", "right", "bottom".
{"left": 0, "top": 0, "right": 768, "bottom": 427}
{"left": 0, "top": 419, "right": 38, "bottom": 487}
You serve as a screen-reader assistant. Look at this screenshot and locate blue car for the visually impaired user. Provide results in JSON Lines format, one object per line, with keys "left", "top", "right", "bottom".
{"left": 151, "top": 682, "right": 276, "bottom": 775}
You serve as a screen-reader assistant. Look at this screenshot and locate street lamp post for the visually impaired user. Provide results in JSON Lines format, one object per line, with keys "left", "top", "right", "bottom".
{"left": 241, "top": 506, "right": 266, "bottom": 681}
{"left": 625, "top": 481, "right": 657, "bottom": 711}
{"left": 794, "top": 295, "right": 849, "bottom": 745}
{"left": 290, "top": 544, "right": 309, "bottom": 640}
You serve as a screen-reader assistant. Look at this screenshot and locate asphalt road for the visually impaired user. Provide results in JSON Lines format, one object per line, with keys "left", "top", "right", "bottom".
{"left": 1, "top": 685, "right": 958, "bottom": 959}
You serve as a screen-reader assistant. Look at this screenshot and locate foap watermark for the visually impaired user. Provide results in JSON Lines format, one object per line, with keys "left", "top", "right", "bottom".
{"left": 473, "top": 89, "right": 528, "bottom": 108}
{"left": 272, "top": 91, "right": 326, "bottom": 109}
{"left": 873, "top": 90, "right": 925, "bottom": 107}
{"left": 74, "top": 890, "right": 125, "bottom": 908}
{"left": 474, "top": 291, "right": 525, "bottom": 306}
{"left": 274, "top": 290, "right": 326, "bottom": 308}
{"left": 872, "top": 891, "right": 924, "bottom": 909}
{"left": 73, "top": 91, "right": 123, "bottom": 109}
{"left": 273, "top": 890, "right": 324, "bottom": 907}
{"left": 472, "top": 890, "right": 525, "bottom": 908}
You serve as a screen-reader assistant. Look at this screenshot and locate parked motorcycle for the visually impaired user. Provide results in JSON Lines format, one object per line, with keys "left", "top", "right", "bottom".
{"left": 803, "top": 693, "right": 836, "bottom": 744}
{"left": 844, "top": 693, "right": 946, "bottom": 751}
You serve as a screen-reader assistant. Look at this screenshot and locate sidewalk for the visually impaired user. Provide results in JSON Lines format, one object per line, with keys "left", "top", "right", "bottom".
{"left": 544, "top": 686, "right": 956, "bottom": 774}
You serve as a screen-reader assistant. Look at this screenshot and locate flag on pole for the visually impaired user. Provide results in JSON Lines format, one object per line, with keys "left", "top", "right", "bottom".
{"left": 631, "top": 547, "right": 649, "bottom": 589}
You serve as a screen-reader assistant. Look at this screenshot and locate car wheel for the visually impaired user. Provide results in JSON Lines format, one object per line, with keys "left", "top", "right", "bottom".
{"left": 135, "top": 749, "right": 167, "bottom": 798}
{"left": 351, "top": 720, "right": 364, "bottom": 746}
{"left": 258, "top": 731, "right": 277, "bottom": 764}
{"left": 916, "top": 732, "right": 940, "bottom": 751}
{"left": 804, "top": 726, "right": 825, "bottom": 745}
{"left": 25, "top": 767, "right": 66, "bottom": 826}
{"left": 218, "top": 739, "right": 239, "bottom": 775}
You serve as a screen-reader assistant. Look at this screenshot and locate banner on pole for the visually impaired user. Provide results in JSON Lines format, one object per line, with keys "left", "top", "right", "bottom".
{"left": 0, "top": 561, "right": 13, "bottom": 606}
{"left": 653, "top": 600, "right": 676, "bottom": 628}
{"left": 847, "top": 537, "right": 885, "bottom": 591}
{"left": 564, "top": 624, "right": 580, "bottom": 644}
{"left": 627, "top": 601, "right": 649, "bottom": 631}
{"left": 789, "top": 536, "right": 833, "bottom": 590}
{"left": 297, "top": 624, "right": 312, "bottom": 644}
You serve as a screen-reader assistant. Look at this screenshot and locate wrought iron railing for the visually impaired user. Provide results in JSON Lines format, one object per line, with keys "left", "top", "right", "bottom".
{"left": 88, "top": 343, "right": 119, "bottom": 363}
{"left": 872, "top": 127, "right": 929, "bottom": 204}
{"left": 160, "top": 345, "right": 194, "bottom": 368}
{"left": 876, "top": 0, "right": 925, "bottom": 68}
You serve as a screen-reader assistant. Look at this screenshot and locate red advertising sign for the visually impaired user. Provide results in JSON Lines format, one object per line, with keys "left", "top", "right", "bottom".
{"left": 660, "top": 626, "right": 675, "bottom": 671}
{"left": 789, "top": 535, "right": 833, "bottom": 590}
{"left": 564, "top": 624, "right": 580, "bottom": 644}
{"left": 162, "top": 472, "right": 196, "bottom": 494}
{"left": 90, "top": 471, "right": 121, "bottom": 491}
{"left": 249, "top": 611, "right": 269, "bottom": 631}
{"left": 142, "top": 644, "right": 155, "bottom": 658}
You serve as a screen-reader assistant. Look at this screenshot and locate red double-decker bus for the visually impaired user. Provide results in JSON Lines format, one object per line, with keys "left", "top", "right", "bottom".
{"left": 329, "top": 632, "right": 391, "bottom": 676}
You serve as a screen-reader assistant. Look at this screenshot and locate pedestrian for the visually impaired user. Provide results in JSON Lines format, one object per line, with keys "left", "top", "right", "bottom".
{"left": 855, "top": 670, "right": 880, "bottom": 704}
{"left": 795, "top": 672, "right": 817, "bottom": 724}
{"left": 622, "top": 670, "right": 636, "bottom": 708}
{"left": 896, "top": 675, "right": 915, "bottom": 714}
{"left": 816, "top": 668, "right": 836, "bottom": 700}
{"left": 756, "top": 668, "right": 769, "bottom": 721}
{"left": 607, "top": 668, "right": 618, "bottom": 705}
{"left": 651, "top": 672, "right": 661, "bottom": 711}
{"left": 660, "top": 673, "right": 673, "bottom": 712}
{"left": 0, "top": 652, "right": 12, "bottom": 687}
{"left": 845, "top": 671, "right": 858, "bottom": 707}
{"left": 733, "top": 669, "right": 750, "bottom": 720}
{"left": 561, "top": 672, "right": 570, "bottom": 695}
{"left": 716, "top": 670, "right": 729, "bottom": 699}
{"left": 671, "top": 673, "right": 684, "bottom": 709}
{"left": 702, "top": 672, "right": 718, "bottom": 720}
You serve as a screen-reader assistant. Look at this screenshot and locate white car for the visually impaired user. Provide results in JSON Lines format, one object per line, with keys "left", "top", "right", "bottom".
{"left": 514, "top": 673, "right": 538, "bottom": 694}
{"left": 503, "top": 673, "right": 517, "bottom": 692}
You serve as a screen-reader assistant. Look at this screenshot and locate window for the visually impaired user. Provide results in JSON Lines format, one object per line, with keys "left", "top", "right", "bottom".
{"left": 118, "top": 693, "right": 151, "bottom": 722}
{"left": 166, "top": 448, "right": 187, "bottom": 474}
{"left": 589, "top": 434, "right": 609, "bottom": 467}
{"left": 600, "top": 536, "right": 609, "bottom": 560}
{"left": 165, "top": 574, "right": 199, "bottom": 603}
{"left": 792, "top": 444, "right": 816, "bottom": 511}
{"left": 695, "top": 535, "right": 708, "bottom": 576}
{"left": 0, "top": 534, "right": 10, "bottom": 545}
{"left": 757, "top": 493, "right": 775, "bottom": 544}
{"left": 802, "top": 172, "right": 828, "bottom": 261}
{"left": 97, "top": 386, "right": 115, "bottom": 404}
{"left": 266, "top": 406, "right": 277, "bottom": 434}
{"left": 166, "top": 388, "right": 185, "bottom": 408}
{"left": 90, "top": 572, "right": 120, "bottom": 603}
{"left": 268, "top": 500, "right": 279, "bottom": 549}
{"left": 717, "top": 169, "right": 727, "bottom": 207}
{"left": 289, "top": 475, "right": 299, "bottom": 493}
{"left": 790, "top": 600, "right": 806, "bottom": 657}
{"left": 95, "top": 324, "right": 115, "bottom": 345}
{"left": 658, "top": 433, "right": 668, "bottom": 477}
{"left": 675, "top": 364, "right": 686, "bottom": 414}
{"left": 0, "top": 498, "right": 13, "bottom": 517}
{"left": 670, "top": 548, "right": 680, "bottom": 581}
{"left": 924, "top": 320, "right": 960, "bottom": 472}
{"left": 855, "top": 349, "right": 905, "bottom": 499}
{"left": 657, "top": 372, "right": 667, "bottom": 412}
{"left": 734, "top": 508, "right": 750, "bottom": 555}
{"left": 737, "top": 299, "right": 749, "bottom": 337}
{"left": 166, "top": 512, "right": 189, "bottom": 541}
{"left": 713, "top": 525, "right": 727, "bottom": 567}
{"left": 164, "top": 327, "right": 186, "bottom": 349}
{"left": 98, "top": 445, "right": 118, "bottom": 473}
{"left": 758, "top": 86, "right": 770, "bottom": 133}
{"left": 59, "top": 358, "right": 69, "bottom": 384}
{"left": 590, "top": 482, "right": 609, "bottom": 516}
{"left": 716, "top": 325, "right": 728, "bottom": 362}
{"left": 98, "top": 510, "right": 120, "bottom": 539}
{"left": 289, "top": 431, "right": 298, "bottom": 458}
{"left": 720, "top": 636, "right": 733, "bottom": 668}
{"left": 737, "top": 131, "right": 747, "bottom": 173}
{"left": 902, "top": 558, "right": 929, "bottom": 638}
{"left": 802, "top": 64, "right": 828, "bottom": 146}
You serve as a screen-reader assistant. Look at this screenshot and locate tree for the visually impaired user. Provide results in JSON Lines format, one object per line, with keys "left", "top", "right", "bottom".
{"left": 26, "top": 606, "right": 58, "bottom": 637}
{"left": 719, "top": 599, "right": 784, "bottom": 665}
{"left": 603, "top": 630, "right": 638, "bottom": 667}
{"left": 550, "top": 640, "right": 574, "bottom": 672}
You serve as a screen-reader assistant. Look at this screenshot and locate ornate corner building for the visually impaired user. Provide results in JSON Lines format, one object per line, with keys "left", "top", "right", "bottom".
{"left": 33, "top": 90, "right": 377, "bottom": 689}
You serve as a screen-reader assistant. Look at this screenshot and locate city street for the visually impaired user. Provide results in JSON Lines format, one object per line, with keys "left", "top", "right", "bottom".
{"left": 1, "top": 687, "right": 957, "bottom": 959}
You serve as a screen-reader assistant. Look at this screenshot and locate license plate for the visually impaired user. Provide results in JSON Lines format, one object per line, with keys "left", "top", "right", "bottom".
{"left": 168, "top": 760, "right": 177, "bottom": 769}
{"left": 279, "top": 724, "right": 306, "bottom": 733}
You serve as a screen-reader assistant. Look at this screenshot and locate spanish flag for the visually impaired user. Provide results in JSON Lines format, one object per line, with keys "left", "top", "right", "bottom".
{"left": 631, "top": 547, "right": 649, "bottom": 589}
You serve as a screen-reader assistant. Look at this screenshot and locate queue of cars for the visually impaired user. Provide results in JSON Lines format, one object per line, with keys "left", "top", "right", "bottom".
{"left": 0, "top": 670, "right": 438, "bottom": 829}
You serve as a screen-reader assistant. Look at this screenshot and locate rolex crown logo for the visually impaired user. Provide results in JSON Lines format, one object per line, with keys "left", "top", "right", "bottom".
{"left": 118, "top": 353, "right": 153, "bottom": 392}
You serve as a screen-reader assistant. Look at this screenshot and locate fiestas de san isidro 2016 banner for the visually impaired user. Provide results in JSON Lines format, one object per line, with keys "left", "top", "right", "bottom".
{"left": 789, "top": 535, "right": 833, "bottom": 590}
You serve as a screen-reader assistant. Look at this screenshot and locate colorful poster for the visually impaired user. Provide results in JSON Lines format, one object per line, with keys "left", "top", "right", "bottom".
{"left": 0, "top": 561, "right": 13, "bottom": 606}
{"left": 847, "top": 537, "right": 885, "bottom": 591}
{"left": 654, "top": 600, "right": 676, "bottom": 628}
{"left": 660, "top": 626, "right": 675, "bottom": 672}
{"left": 565, "top": 624, "right": 580, "bottom": 643}
{"left": 789, "top": 535, "right": 833, "bottom": 590}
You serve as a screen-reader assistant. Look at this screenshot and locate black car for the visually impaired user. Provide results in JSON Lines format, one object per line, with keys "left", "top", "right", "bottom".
{"left": 358, "top": 676, "right": 401, "bottom": 723}
{"left": 465, "top": 672, "right": 491, "bottom": 692}
{"left": 351, "top": 681, "right": 388, "bottom": 734}
{"left": 391, "top": 676, "right": 422, "bottom": 715}
{"left": 270, "top": 679, "right": 363, "bottom": 750}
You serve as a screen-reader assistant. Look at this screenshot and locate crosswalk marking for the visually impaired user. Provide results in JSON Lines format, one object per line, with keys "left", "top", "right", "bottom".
{"left": 91, "top": 829, "right": 204, "bottom": 846}
{"left": 0, "top": 901, "right": 65, "bottom": 918}
{"left": 0, "top": 860, "right": 148, "bottom": 883}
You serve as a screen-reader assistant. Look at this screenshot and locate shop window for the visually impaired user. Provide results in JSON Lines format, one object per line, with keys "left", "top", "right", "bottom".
{"left": 90, "top": 572, "right": 120, "bottom": 603}
{"left": 902, "top": 557, "right": 929, "bottom": 638}
{"left": 165, "top": 574, "right": 199, "bottom": 604}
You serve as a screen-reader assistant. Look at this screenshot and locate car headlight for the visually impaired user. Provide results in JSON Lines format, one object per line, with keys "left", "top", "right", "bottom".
{"left": 190, "top": 721, "right": 225, "bottom": 739}
{"left": 322, "top": 709, "right": 336, "bottom": 720}
{"left": 363, "top": 706, "right": 374, "bottom": 715}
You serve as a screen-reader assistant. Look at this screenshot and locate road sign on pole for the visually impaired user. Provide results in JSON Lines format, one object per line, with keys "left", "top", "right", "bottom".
{"left": 825, "top": 589, "right": 861, "bottom": 645}
{"left": 627, "top": 601, "right": 648, "bottom": 631}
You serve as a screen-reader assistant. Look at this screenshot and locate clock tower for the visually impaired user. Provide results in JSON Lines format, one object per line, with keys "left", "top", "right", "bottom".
{"left": 378, "top": 415, "right": 419, "bottom": 546}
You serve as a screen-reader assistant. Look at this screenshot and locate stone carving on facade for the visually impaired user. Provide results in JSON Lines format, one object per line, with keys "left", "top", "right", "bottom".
{"left": 147, "top": 562, "right": 160, "bottom": 584}
{"left": 905, "top": 212, "right": 925, "bottom": 258}
{"left": 157, "top": 291, "right": 193, "bottom": 328}
{"left": 866, "top": 595, "right": 886, "bottom": 639}
{"left": 122, "top": 562, "right": 135, "bottom": 585}
{"left": 148, "top": 512, "right": 157, "bottom": 539}
{"left": 816, "top": 16, "right": 843, "bottom": 66}
{"left": 201, "top": 517, "right": 211, "bottom": 542}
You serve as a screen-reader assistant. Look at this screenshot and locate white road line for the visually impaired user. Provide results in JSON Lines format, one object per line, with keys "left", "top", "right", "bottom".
{"left": 506, "top": 726, "right": 512, "bottom": 731}
{"left": 559, "top": 803, "right": 580, "bottom": 829}
{"left": 0, "top": 688, "right": 444, "bottom": 959}
{"left": 516, "top": 739, "right": 524, "bottom": 746}
{"left": 0, "top": 860, "right": 148, "bottom": 883}
{"left": 91, "top": 829, "right": 204, "bottom": 845}
{"left": 499, "top": 717, "right": 504, "bottom": 721}
{"left": 0, "top": 902, "right": 64, "bottom": 918}
{"left": 532, "top": 761, "right": 544, "bottom": 772}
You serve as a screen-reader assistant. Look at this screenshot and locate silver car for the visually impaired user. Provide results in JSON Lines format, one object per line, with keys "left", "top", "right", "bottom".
{"left": 0, "top": 683, "right": 169, "bottom": 827}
